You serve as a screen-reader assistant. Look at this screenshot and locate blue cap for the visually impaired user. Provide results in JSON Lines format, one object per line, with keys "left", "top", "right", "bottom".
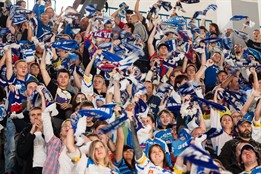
{"left": 237, "top": 118, "right": 251, "bottom": 127}
{"left": 68, "top": 52, "right": 79, "bottom": 61}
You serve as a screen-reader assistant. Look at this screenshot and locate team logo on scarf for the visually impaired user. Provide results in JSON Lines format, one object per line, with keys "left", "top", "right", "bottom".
{"left": 77, "top": 103, "right": 116, "bottom": 121}
{"left": 52, "top": 40, "right": 79, "bottom": 51}
{"left": 90, "top": 30, "right": 112, "bottom": 39}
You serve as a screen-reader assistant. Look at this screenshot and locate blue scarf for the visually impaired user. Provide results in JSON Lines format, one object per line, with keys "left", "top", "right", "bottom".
{"left": 52, "top": 40, "right": 79, "bottom": 51}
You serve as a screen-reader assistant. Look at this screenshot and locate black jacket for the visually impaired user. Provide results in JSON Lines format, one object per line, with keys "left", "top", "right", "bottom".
{"left": 16, "top": 125, "right": 43, "bottom": 174}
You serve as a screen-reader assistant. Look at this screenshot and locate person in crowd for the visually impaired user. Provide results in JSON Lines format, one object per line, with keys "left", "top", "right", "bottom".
{"left": 0, "top": 1, "right": 260, "bottom": 174}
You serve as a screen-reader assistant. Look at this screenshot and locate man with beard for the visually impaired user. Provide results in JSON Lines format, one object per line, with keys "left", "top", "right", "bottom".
{"left": 219, "top": 118, "right": 261, "bottom": 173}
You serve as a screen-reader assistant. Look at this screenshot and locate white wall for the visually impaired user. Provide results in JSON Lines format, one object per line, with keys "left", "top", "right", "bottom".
{"left": 107, "top": 0, "right": 217, "bottom": 22}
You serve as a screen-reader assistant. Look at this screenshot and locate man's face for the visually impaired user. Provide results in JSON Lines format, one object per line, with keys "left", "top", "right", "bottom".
{"left": 158, "top": 45, "right": 169, "bottom": 57}
{"left": 93, "top": 76, "right": 104, "bottom": 90}
{"left": 159, "top": 112, "right": 172, "bottom": 127}
{"left": 229, "top": 77, "right": 239, "bottom": 91}
{"left": 80, "top": 17, "right": 89, "bottom": 31}
{"left": 57, "top": 72, "right": 70, "bottom": 89}
{"left": 126, "top": 14, "right": 131, "bottom": 23}
{"left": 41, "top": 14, "right": 50, "bottom": 25}
{"left": 237, "top": 122, "right": 252, "bottom": 138}
{"left": 29, "top": 109, "right": 42, "bottom": 125}
{"left": 234, "top": 44, "right": 242, "bottom": 54}
{"left": 217, "top": 72, "right": 227, "bottom": 83}
{"left": 15, "top": 61, "right": 28, "bottom": 78}
{"left": 253, "top": 30, "right": 260, "bottom": 40}
{"left": 241, "top": 148, "right": 257, "bottom": 166}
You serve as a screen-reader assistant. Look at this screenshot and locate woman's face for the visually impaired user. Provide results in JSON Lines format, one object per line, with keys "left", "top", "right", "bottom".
{"left": 123, "top": 149, "right": 134, "bottom": 161}
{"left": 186, "top": 66, "right": 196, "bottom": 77}
{"left": 221, "top": 115, "right": 233, "bottom": 130}
{"left": 150, "top": 146, "right": 164, "bottom": 166}
{"left": 74, "top": 33, "right": 82, "bottom": 44}
{"left": 75, "top": 94, "right": 86, "bottom": 104}
{"left": 30, "top": 64, "right": 40, "bottom": 76}
{"left": 94, "top": 142, "right": 106, "bottom": 162}
{"left": 142, "top": 116, "right": 154, "bottom": 128}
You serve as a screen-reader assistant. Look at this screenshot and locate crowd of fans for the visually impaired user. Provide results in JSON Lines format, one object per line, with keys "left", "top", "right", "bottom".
{"left": 0, "top": 0, "right": 260, "bottom": 173}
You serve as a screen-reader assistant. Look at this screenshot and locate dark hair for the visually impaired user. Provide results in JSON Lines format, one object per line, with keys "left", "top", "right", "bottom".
{"left": 57, "top": 68, "right": 70, "bottom": 77}
{"left": 204, "top": 91, "right": 214, "bottom": 100}
{"left": 0, "top": 87, "right": 6, "bottom": 102}
{"left": 126, "top": 10, "right": 133, "bottom": 14}
{"left": 217, "top": 70, "right": 228, "bottom": 77}
{"left": 123, "top": 145, "right": 135, "bottom": 170}
{"left": 249, "top": 73, "right": 261, "bottom": 85}
{"left": 147, "top": 113, "right": 155, "bottom": 124}
{"left": 210, "top": 23, "right": 220, "bottom": 36}
{"left": 79, "top": 100, "right": 94, "bottom": 109}
{"left": 239, "top": 146, "right": 261, "bottom": 168}
{"left": 16, "top": 0, "right": 26, "bottom": 6}
{"left": 174, "top": 74, "right": 188, "bottom": 90}
{"left": 72, "top": 92, "right": 88, "bottom": 111}
{"left": 125, "top": 23, "right": 135, "bottom": 33}
{"left": 92, "top": 120, "right": 108, "bottom": 131}
{"left": 148, "top": 144, "right": 172, "bottom": 170}
{"left": 199, "top": 26, "right": 207, "bottom": 33}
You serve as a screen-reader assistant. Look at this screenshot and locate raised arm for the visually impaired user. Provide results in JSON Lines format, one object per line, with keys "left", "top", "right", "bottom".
{"left": 194, "top": 57, "right": 213, "bottom": 83}
{"left": 40, "top": 49, "right": 51, "bottom": 86}
{"left": 84, "top": 50, "right": 100, "bottom": 77}
{"left": 134, "top": 0, "right": 143, "bottom": 22}
{"left": 73, "top": 67, "right": 82, "bottom": 89}
{"left": 182, "top": 56, "right": 188, "bottom": 73}
{"left": 240, "top": 90, "right": 259, "bottom": 116}
{"left": 254, "top": 99, "right": 261, "bottom": 122}
{"left": 249, "top": 67, "right": 259, "bottom": 90}
{"left": 5, "top": 48, "right": 13, "bottom": 80}
{"left": 115, "top": 126, "right": 124, "bottom": 163}
{"left": 42, "top": 110, "right": 55, "bottom": 143}
{"left": 111, "top": 5, "right": 126, "bottom": 26}
{"left": 147, "top": 25, "right": 157, "bottom": 57}
{"left": 130, "top": 120, "right": 143, "bottom": 160}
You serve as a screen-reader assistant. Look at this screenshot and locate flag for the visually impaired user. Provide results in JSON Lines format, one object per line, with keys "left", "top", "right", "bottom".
{"left": 230, "top": 15, "right": 248, "bottom": 21}
{"left": 202, "top": 4, "right": 217, "bottom": 16}
{"left": 160, "top": 1, "right": 172, "bottom": 11}
{"left": 84, "top": 4, "right": 96, "bottom": 18}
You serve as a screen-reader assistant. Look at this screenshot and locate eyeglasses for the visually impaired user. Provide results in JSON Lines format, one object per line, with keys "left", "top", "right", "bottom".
{"left": 232, "top": 115, "right": 242, "bottom": 119}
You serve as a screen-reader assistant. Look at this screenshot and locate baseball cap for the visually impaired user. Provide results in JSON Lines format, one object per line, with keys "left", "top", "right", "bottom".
{"left": 236, "top": 118, "right": 251, "bottom": 127}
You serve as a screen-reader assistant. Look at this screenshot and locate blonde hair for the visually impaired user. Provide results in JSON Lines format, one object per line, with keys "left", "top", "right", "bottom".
{"left": 88, "top": 140, "right": 117, "bottom": 170}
